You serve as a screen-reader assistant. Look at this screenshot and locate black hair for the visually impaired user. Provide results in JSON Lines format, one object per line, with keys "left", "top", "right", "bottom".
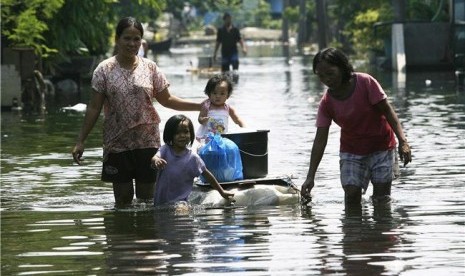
{"left": 163, "top": 115, "right": 195, "bottom": 146}
{"left": 115, "top": 17, "right": 144, "bottom": 39}
{"left": 312, "top": 47, "right": 354, "bottom": 84}
{"left": 223, "top": 12, "right": 231, "bottom": 20}
{"left": 204, "top": 74, "right": 233, "bottom": 97}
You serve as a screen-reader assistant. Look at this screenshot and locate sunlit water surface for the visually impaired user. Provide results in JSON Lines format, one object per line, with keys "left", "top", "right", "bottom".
{"left": 1, "top": 47, "right": 464, "bottom": 275}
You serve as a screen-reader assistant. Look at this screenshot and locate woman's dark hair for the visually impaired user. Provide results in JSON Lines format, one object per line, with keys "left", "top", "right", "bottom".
{"left": 163, "top": 115, "right": 195, "bottom": 146}
{"left": 115, "top": 17, "right": 144, "bottom": 39}
{"left": 204, "top": 74, "right": 233, "bottom": 97}
{"left": 312, "top": 47, "right": 354, "bottom": 84}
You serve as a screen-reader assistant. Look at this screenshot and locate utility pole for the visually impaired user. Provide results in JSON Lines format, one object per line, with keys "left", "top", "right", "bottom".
{"left": 391, "top": 0, "right": 406, "bottom": 72}
{"left": 315, "top": 0, "right": 327, "bottom": 50}
{"left": 297, "top": 0, "right": 307, "bottom": 51}
{"left": 392, "top": 0, "right": 406, "bottom": 22}
{"left": 282, "top": 0, "right": 290, "bottom": 44}
{"left": 282, "top": 0, "right": 290, "bottom": 60}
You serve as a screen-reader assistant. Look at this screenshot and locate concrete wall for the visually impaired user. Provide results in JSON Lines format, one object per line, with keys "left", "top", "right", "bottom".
{"left": 1, "top": 64, "right": 22, "bottom": 107}
{"left": 404, "top": 22, "right": 453, "bottom": 69}
{"left": 1, "top": 47, "right": 36, "bottom": 108}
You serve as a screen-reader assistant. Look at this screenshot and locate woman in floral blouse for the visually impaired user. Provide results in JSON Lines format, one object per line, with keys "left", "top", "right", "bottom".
{"left": 72, "top": 17, "right": 201, "bottom": 207}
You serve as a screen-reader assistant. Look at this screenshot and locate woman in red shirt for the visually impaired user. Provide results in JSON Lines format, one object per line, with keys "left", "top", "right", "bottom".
{"left": 301, "top": 48, "right": 412, "bottom": 206}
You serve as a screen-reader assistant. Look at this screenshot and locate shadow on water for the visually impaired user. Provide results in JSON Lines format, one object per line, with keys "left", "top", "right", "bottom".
{"left": 1, "top": 44, "right": 465, "bottom": 274}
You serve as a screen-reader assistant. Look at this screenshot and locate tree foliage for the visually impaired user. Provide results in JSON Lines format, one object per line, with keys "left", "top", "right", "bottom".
{"left": 1, "top": 0, "right": 65, "bottom": 57}
{"left": 44, "top": 0, "right": 115, "bottom": 58}
{"left": 1, "top": 0, "right": 165, "bottom": 66}
{"left": 114, "top": 0, "right": 165, "bottom": 22}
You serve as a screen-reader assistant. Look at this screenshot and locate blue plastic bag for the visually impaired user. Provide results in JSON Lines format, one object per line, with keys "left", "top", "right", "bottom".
{"left": 199, "top": 133, "right": 243, "bottom": 182}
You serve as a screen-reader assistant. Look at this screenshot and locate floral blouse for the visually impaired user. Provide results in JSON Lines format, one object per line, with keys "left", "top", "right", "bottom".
{"left": 91, "top": 56, "right": 169, "bottom": 159}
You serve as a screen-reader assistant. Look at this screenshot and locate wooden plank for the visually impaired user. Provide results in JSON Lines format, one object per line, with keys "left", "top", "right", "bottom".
{"left": 195, "top": 176, "right": 293, "bottom": 188}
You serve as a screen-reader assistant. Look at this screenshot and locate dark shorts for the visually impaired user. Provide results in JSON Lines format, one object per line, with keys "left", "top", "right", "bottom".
{"left": 101, "top": 148, "right": 158, "bottom": 183}
{"left": 222, "top": 52, "right": 239, "bottom": 71}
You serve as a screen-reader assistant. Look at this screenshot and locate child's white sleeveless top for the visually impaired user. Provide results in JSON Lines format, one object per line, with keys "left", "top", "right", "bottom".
{"left": 196, "top": 100, "right": 230, "bottom": 139}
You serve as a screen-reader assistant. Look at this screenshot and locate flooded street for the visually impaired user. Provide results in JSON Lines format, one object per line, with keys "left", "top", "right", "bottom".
{"left": 1, "top": 47, "right": 465, "bottom": 275}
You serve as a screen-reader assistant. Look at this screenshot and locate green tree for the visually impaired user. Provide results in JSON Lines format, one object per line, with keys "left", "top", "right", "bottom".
{"left": 2, "top": 0, "right": 165, "bottom": 73}
{"left": 43, "top": 0, "right": 115, "bottom": 58}
{"left": 328, "top": 0, "right": 390, "bottom": 55}
{"left": 1, "top": 0, "right": 64, "bottom": 58}
{"left": 345, "top": 5, "right": 392, "bottom": 55}
{"left": 44, "top": 0, "right": 165, "bottom": 59}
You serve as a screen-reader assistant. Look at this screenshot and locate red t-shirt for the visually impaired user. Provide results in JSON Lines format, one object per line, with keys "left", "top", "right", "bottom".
{"left": 316, "top": 72, "right": 396, "bottom": 155}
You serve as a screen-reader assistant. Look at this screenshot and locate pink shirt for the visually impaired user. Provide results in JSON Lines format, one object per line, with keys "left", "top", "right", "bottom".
{"left": 92, "top": 56, "right": 169, "bottom": 158}
{"left": 316, "top": 72, "right": 396, "bottom": 155}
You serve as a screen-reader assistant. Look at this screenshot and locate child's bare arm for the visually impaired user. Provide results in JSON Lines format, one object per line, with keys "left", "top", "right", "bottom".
{"left": 201, "top": 169, "right": 235, "bottom": 201}
{"left": 229, "top": 106, "right": 245, "bottom": 127}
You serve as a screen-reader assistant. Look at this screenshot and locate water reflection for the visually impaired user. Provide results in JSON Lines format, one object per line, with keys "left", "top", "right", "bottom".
{"left": 340, "top": 202, "right": 404, "bottom": 275}
{"left": 103, "top": 208, "right": 197, "bottom": 274}
{"left": 1, "top": 212, "right": 106, "bottom": 274}
{"left": 102, "top": 207, "right": 284, "bottom": 274}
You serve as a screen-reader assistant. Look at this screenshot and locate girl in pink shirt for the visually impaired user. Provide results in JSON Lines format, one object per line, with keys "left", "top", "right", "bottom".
{"left": 301, "top": 48, "right": 412, "bottom": 206}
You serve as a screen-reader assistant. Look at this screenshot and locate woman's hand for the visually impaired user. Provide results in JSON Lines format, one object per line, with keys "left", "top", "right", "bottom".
{"left": 301, "top": 178, "right": 314, "bottom": 204}
{"left": 71, "top": 89, "right": 104, "bottom": 166}
{"left": 72, "top": 142, "right": 84, "bottom": 165}
{"left": 398, "top": 141, "right": 412, "bottom": 166}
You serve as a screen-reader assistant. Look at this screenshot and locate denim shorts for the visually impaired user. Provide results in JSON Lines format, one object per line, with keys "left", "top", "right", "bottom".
{"left": 101, "top": 148, "right": 158, "bottom": 183}
{"left": 221, "top": 53, "right": 239, "bottom": 71}
{"left": 339, "top": 149, "right": 398, "bottom": 191}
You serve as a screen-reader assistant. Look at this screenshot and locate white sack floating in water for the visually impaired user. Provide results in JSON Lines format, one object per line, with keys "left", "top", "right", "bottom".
{"left": 189, "top": 184, "right": 300, "bottom": 207}
{"left": 61, "top": 103, "right": 87, "bottom": 112}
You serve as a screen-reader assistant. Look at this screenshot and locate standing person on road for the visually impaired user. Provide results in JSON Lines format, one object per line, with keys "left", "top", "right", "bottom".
{"left": 72, "top": 17, "right": 201, "bottom": 207}
{"left": 213, "top": 12, "right": 247, "bottom": 73}
{"left": 301, "top": 47, "right": 412, "bottom": 206}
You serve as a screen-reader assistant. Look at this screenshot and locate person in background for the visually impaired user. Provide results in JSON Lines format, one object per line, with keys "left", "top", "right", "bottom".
{"left": 213, "top": 12, "right": 247, "bottom": 73}
{"left": 137, "top": 39, "right": 149, "bottom": 58}
{"left": 301, "top": 47, "right": 412, "bottom": 206}
{"left": 21, "top": 70, "right": 47, "bottom": 115}
{"left": 72, "top": 17, "right": 201, "bottom": 207}
{"left": 196, "top": 74, "right": 245, "bottom": 142}
{"left": 151, "top": 114, "right": 235, "bottom": 206}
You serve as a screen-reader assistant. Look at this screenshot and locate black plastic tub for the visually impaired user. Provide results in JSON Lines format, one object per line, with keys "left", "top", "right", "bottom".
{"left": 222, "top": 130, "right": 269, "bottom": 179}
